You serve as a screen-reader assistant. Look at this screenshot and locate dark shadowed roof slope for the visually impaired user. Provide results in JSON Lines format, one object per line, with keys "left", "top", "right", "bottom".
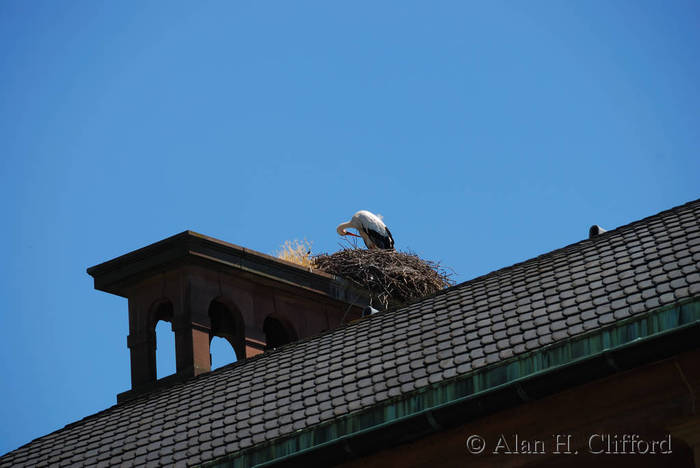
{"left": 2, "top": 199, "right": 700, "bottom": 467}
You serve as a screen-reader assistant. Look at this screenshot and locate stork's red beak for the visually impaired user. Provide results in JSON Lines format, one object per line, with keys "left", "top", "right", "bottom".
{"left": 346, "top": 232, "right": 361, "bottom": 237}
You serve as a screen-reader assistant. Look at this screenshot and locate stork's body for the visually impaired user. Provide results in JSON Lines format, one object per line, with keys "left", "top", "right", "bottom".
{"left": 337, "top": 210, "right": 395, "bottom": 250}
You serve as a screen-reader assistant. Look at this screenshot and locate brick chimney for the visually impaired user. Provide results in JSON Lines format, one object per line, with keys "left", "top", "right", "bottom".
{"left": 87, "top": 231, "right": 367, "bottom": 402}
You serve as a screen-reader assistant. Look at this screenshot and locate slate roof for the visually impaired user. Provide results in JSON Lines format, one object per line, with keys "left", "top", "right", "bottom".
{"left": 2, "top": 199, "right": 700, "bottom": 468}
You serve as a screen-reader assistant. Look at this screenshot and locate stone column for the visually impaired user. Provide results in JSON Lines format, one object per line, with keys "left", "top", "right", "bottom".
{"left": 127, "top": 332, "right": 156, "bottom": 390}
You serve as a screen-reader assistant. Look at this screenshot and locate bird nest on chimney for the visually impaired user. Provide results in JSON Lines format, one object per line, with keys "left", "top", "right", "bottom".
{"left": 313, "top": 248, "right": 454, "bottom": 310}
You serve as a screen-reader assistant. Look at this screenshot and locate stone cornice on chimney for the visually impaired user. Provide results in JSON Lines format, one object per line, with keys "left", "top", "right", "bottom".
{"left": 87, "top": 230, "right": 365, "bottom": 305}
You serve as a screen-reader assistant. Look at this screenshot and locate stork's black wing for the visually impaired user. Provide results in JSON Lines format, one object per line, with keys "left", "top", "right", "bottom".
{"left": 384, "top": 226, "right": 395, "bottom": 249}
{"left": 365, "top": 227, "right": 394, "bottom": 250}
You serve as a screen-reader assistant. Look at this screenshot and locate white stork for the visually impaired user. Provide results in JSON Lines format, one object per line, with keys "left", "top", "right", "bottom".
{"left": 337, "top": 210, "right": 395, "bottom": 250}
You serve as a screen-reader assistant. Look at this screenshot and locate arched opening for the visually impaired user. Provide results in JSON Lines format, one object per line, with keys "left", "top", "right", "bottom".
{"left": 151, "top": 301, "right": 174, "bottom": 379}
{"left": 263, "top": 316, "right": 298, "bottom": 350}
{"left": 210, "top": 336, "right": 238, "bottom": 369}
{"left": 208, "top": 299, "right": 244, "bottom": 369}
{"left": 155, "top": 320, "right": 175, "bottom": 378}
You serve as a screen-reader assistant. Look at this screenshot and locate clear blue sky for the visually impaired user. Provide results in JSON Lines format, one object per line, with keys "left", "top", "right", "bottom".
{"left": 1, "top": 1, "right": 698, "bottom": 455}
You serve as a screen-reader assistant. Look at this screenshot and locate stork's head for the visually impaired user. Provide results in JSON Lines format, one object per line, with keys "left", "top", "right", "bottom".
{"left": 336, "top": 222, "right": 361, "bottom": 238}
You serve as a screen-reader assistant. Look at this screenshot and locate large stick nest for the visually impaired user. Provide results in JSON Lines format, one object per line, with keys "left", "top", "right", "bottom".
{"left": 313, "top": 248, "right": 454, "bottom": 310}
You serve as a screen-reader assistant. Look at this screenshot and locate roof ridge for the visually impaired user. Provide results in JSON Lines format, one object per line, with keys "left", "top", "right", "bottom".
{"left": 409, "top": 197, "right": 700, "bottom": 304}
